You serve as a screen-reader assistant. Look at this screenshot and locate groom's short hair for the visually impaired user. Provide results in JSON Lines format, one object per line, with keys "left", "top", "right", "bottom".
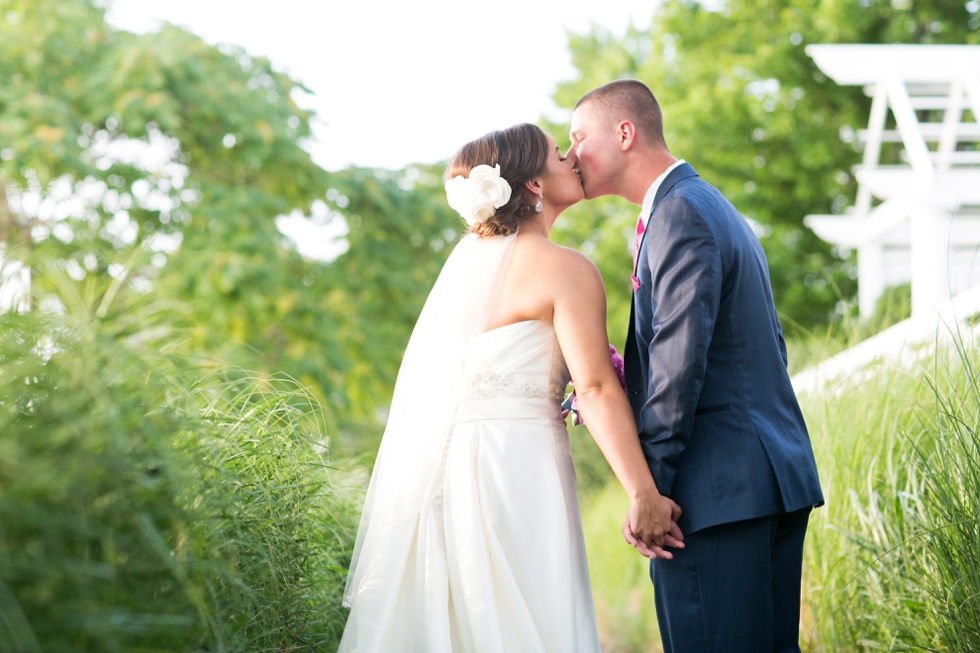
{"left": 575, "top": 79, "right": 666, "bottom": 148}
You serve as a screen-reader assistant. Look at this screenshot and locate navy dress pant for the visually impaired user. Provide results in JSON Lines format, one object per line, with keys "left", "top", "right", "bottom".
{"left": 650, "top": 507, "right": 811, "bottom": 653}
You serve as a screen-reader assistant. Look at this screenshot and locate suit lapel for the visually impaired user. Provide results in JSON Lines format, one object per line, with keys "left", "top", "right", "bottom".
{"left": 634, "top": 163, "right": 699, "bottom": 274}
{"left": 628, "top": 163, "right": 701, "bottom": 380}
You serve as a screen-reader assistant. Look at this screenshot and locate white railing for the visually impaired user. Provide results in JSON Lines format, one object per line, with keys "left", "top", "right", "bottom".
{"left": 792, "top": 282, "right": 980, "bottom": 397}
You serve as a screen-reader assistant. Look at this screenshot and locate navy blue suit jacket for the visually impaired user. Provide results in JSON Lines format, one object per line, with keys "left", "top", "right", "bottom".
{"left": 624, "top": 163, "right": 823, "bottom": 535}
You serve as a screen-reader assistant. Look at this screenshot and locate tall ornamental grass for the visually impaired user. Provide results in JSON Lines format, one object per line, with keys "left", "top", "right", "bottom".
{"left": 0, "top": 266, "right": 358, "bottom": 652}
{"left": 801, "top": 330, "right": 980, "bottom": 651}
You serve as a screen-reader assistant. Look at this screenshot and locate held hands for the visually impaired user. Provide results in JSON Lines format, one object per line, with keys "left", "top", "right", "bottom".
{"left": 623, "top": 493, "right": 684, "bottom": 560}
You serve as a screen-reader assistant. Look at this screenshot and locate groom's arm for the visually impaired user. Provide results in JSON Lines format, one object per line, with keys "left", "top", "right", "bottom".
{"left": 775, "top": 313, "right": 789, "bottom": 369}
{"left": 638, "top": 196, "right": 722, "bottom": 497}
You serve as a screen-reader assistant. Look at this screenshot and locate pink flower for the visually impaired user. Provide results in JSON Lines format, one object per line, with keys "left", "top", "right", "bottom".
{"left": 609, "top": 343, "right": 627, "bottom": 393}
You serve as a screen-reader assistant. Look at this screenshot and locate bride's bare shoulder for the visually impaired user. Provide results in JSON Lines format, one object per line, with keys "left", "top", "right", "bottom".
{"left": 555, "top": 244, "right": 600, "bottom": 276}
{"left": 513, "top": 235, "right": 602, "bottom": 288}
{"left": 516, "top": 235, "right": 597, "bottom": 270}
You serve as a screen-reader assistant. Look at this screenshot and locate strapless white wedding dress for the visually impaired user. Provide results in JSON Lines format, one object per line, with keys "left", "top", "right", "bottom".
{"left": 338, "top": 319, "right": 600, "bottom": 653}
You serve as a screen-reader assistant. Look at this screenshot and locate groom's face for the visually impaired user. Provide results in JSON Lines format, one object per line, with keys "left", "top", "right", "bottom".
{"left": 567, "top": 104, "right": 626, "bottom": 200}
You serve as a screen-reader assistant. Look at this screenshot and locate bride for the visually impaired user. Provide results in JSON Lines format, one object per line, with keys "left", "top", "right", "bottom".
{"left": 338, "top": 123, "right": 682, "bottom": 653}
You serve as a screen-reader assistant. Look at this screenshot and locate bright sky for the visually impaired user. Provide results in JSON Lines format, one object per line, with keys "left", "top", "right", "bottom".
{"left": 105, "top": 0, "right": 656, "bottom": 172}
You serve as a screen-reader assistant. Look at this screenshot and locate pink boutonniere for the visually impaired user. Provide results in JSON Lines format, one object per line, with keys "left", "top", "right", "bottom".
{"left": 562, "top": 344, "right": 628, "bottom": 426}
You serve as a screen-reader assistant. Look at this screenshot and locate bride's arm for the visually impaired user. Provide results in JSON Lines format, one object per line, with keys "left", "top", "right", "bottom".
{"left": 550, "top": 249, "right": 683, "bottom": 557}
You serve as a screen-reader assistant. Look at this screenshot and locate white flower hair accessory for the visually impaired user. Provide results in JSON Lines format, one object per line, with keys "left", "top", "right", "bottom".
{"left": 444, "top": 164, "right": 512, "bottom": 225}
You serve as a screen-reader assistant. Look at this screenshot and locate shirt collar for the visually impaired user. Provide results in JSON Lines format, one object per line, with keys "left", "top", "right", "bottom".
{"left": 639, "top": 159, "right": 686, "bottom": 228}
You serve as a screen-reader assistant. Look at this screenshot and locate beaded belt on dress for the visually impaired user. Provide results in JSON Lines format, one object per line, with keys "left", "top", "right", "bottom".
{"left": 452, "top": 370, "right": 566, "bottom": 426}
{"left": 464, "top": 370, "right": 565, "bottom": 403}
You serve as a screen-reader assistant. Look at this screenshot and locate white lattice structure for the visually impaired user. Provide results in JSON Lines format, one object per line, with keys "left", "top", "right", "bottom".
{"left": 804, "top": 45, "right": 980, "bottom": 319}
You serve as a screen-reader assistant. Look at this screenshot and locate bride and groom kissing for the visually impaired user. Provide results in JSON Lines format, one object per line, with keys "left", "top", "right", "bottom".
{"left": 338, "top": 79, "right": 823, "bottom": 653}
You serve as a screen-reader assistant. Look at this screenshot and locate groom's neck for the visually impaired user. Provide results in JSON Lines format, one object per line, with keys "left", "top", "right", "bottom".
{"left": 621, "top": 148, "right": 678, "bottom": 206}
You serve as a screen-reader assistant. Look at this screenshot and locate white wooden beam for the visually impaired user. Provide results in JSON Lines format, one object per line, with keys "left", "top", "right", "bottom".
{"left": 858, "top": 242, "right": 885, "bottom": 318}
{"left": 910, "top": 207, "right": 953, "bottom": 319}
{"left": 938, "top": 81, "right": 964, "bottom": 172}
{"left": 964, "top": 62, "right": 980, "bottom": 137}
{"left": 856, "top": 82, "right": 888, "bottom": 216}
{"left": 807, "top": 45, "right": 980, "bottom": 85}
{"left": 858, "top": 124, "right": 980, "bottom": 143}
{"left": 884, "top": 70, "right": 933, "bottom": 182}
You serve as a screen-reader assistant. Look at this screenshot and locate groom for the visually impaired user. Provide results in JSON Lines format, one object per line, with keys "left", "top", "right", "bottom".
{"left": 567, "top": 79, "right": 824, "bottom": 653}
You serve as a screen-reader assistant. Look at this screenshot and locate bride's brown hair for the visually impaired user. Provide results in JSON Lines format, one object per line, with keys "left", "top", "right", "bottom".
{"left": 444, "top": 123, "right": 549, "bottom": 237}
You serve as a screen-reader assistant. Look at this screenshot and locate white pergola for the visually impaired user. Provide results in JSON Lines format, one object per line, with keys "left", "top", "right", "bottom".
{"left": 804, "top": 45, "right": 980, "bottom": 319}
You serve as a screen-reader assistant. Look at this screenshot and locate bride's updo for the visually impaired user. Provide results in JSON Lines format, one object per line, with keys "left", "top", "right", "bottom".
{"left": 444, "top": 123, "right": 549, "bottom": 237}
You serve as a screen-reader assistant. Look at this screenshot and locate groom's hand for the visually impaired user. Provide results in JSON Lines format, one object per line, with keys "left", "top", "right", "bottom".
{"left": 623, "top": 498, "right": 684, "bottom": 560}
{"left": 630, "top": 493, "right": 681, "bottom": 545}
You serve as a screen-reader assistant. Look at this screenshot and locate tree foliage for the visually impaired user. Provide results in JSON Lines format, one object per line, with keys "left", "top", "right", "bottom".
{"left": 0, "top": 0, "right": 349, "bottom": 420}
{"left": 4, "top": 0, "right": 976, "bottom": 448}
{"left": 548, "top": 0, "right": 978, "bottom": 331}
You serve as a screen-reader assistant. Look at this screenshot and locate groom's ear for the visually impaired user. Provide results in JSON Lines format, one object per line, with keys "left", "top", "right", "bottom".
{"left": 618, "top": 121, "right": 638, "bottom": 151}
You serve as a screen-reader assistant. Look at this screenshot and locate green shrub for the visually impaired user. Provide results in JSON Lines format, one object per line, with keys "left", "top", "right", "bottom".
{"left": 569, "top": 423, "right": 614, "bottom": 498}
{"left": 867, "top": 283, "right": 912, "bottom": 335}
{"left": 0, "top": 268, "right": 357, "bottom": 652}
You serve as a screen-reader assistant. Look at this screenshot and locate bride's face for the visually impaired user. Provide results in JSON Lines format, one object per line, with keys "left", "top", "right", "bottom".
{"left": 536, "top": 135, "right": 585, "bottom": 213}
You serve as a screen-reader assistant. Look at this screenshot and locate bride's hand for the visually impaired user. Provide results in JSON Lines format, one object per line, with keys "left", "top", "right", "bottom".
{"left": 623, "top": 515, "right": 685, "bottom": 560}
{"left": 622, "top": 496, "right": 684, "bottom": 559}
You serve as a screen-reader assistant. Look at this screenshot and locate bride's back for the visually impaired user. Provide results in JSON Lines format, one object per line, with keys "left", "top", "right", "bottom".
{"left": 484, "top": 232, "right": 578, "bottom": 333}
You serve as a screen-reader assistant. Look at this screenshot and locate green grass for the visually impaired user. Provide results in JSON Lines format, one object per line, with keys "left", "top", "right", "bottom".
{"left": 570, "top": 424, "right": 662, "bottom": 652}
{"left": 800, "top": 331, "right": 980, "bottom": 651}
{"left": 798, "top": 357, "right": 933, "bottom": 651}
{"left": 0, "top": 266, "right": 359, "bottom": 652}
{"left": 580, "top": 480, "right": 663, "bottom": 653}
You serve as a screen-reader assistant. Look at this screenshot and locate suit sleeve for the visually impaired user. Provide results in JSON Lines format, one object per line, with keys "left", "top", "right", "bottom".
{"left": 638, "top": 197, "right": 722, "bottom": 496}
{"left": 775, "top": 312, "right": 789, "bottom": 369}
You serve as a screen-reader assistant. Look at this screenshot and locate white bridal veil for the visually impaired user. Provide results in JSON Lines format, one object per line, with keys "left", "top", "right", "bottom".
{"left": 341, "top": 232, "right": 518, "bottom": 623}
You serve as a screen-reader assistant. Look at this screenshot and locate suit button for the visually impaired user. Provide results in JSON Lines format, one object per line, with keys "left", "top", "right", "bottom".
{"left": 632, "top": 390, "right": 639, "bottom": 396}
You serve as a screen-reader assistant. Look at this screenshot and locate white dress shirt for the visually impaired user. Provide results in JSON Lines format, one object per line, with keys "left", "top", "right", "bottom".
{"left": 639, "top": 159, "right": 686, "bottom": 229}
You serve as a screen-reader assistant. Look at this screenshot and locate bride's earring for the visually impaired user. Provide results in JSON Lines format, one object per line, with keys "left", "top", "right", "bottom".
{"left": 535, "top": 194, "right": 543, "bottom": 213}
